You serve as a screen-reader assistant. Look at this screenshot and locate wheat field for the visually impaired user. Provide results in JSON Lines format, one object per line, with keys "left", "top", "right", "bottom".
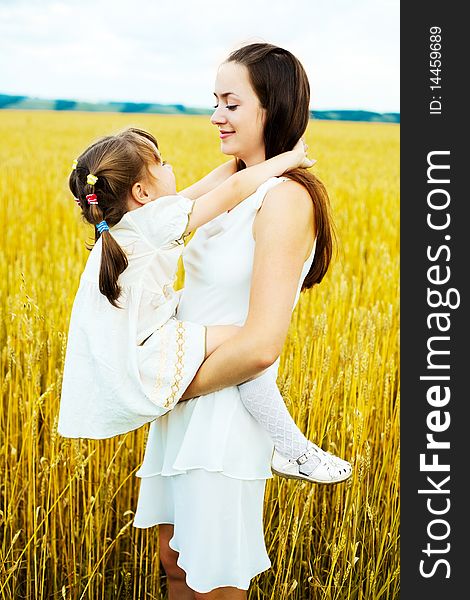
{"left": 0, "top": 111, "right": 399, "bottom": 599}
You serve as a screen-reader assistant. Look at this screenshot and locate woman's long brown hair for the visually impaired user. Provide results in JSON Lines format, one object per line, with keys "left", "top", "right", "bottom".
{"left": 69, "top": 128, "right": 161, "bottom": 308}
{"left": 227, "top": 43, "right": 336, "bottom": 289}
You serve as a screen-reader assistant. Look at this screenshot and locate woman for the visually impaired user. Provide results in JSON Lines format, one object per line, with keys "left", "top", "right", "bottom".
{"left": 132, "top": 43, "right": 337, "bottom": 599}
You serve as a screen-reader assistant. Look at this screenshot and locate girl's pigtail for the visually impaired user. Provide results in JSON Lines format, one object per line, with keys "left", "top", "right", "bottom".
{"left": 86, "top": 174, "right": 128, "bottom": 309}
{"left": 98, "top": 227, "right": 128, "bottom": 309}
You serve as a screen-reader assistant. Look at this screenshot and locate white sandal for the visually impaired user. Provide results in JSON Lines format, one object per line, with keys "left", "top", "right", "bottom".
{"left": 271, "top": 444, "right": 352, "bottom": 484}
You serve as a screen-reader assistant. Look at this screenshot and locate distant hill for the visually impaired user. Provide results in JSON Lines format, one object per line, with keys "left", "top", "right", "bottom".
{"left": 0, "top": 93, "right": 399, "bottom": 123}
{"left": 311, "top": 109, "right": 399, "bottom": 123}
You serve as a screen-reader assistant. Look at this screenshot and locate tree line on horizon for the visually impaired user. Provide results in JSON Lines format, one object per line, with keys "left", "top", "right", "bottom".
{"left": 0, "top": 93, "right": 400, "bottom": 123}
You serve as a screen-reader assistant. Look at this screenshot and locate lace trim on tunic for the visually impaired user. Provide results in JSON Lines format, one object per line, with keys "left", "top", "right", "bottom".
{"left": 163, "top": 320, "right": 186, "bottom": 408}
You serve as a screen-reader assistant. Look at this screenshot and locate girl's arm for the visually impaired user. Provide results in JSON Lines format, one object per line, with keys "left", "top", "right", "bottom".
{"left": 179, "top": 179, "right": 315, "bottom": 400}
{"left": 185, "top": 140, "right": 313, "bottom": 233}
{"left": 178, "top": 159, "right": 237, "bottom": 200}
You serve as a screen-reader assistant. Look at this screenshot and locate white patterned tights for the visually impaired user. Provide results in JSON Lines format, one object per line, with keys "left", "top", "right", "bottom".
{"left": 238, "top": 369, "right": 321, "bottom": 475}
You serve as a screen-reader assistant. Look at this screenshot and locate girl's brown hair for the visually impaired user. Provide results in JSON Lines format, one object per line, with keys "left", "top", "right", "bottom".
{"left": 70, "top": 128, "right": 160, "bottom": 308}
{"left": 227, "top": 43, "right": 336, "bottom": 289}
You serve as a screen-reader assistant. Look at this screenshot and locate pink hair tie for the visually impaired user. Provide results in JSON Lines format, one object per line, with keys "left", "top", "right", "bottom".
{"left": 86, "top": 193, "right": 98, "bottom": 205}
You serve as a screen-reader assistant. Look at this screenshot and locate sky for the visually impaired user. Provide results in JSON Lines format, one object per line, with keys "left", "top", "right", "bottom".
{"left": 0, "top": 0, "right": 400, "bottom": 112}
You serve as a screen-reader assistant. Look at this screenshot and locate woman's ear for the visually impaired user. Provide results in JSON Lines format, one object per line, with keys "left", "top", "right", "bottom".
{"left": 259, "top": 105, "right": 267, "bottom": 128}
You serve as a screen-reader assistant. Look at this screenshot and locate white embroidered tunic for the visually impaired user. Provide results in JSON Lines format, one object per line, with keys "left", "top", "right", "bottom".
{"left": 58, "top": 194, "right": 206, "bottom": 439}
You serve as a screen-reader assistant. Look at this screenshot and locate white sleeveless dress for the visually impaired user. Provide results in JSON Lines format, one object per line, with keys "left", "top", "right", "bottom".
{"left": 133, "top": 177, "right": 316, "bottom": 593}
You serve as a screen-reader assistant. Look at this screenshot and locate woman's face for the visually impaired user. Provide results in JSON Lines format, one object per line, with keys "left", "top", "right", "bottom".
{"left": 211, "top": 61, "right": 266, "bottom": 166}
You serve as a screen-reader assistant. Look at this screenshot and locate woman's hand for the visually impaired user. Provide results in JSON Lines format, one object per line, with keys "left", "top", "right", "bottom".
{"left": 291, "top": 138, "right": 316, "bottom": 169}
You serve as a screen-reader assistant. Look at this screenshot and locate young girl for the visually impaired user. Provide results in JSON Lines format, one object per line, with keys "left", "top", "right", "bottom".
{"left": 58, "top": 127, "right": 351, "bottom": 484}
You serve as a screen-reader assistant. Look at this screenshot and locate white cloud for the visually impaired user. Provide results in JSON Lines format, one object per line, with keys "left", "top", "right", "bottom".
{"left": 0, "top": 0, "right": 399, "bottom": 111}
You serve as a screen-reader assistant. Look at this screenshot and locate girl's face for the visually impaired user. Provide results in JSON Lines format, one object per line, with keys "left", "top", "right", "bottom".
{"left": 147, "top": 159, "right": 176, "bottom": 197}
{"left": 129, "top": 153, "right": 176, "bottom": 211}
{"left": 211, "top": 61, "right": 266, "bottom": 166}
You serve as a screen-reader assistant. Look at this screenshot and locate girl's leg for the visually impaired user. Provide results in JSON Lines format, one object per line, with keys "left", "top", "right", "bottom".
{"left": 237, "top": 368, "right": 352, "bottom": 483}
{"left": 205, "top": 327, "right": 351, "bottom": 482}
{"left": 177, "top": 326, "right": 240, "bottom": 405}
{"left": 159, "top": 524, "right": 195, "bottom": 600}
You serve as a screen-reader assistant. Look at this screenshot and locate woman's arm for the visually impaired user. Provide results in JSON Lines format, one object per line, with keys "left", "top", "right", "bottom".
{"left": 179, "top": 180, "right": 315, "bottom": 400}
{"left": 178, "top": 159, "right": 237, "bottom": 200}
{"left": 185, "top": 141, "right": 312, "bottom": 233}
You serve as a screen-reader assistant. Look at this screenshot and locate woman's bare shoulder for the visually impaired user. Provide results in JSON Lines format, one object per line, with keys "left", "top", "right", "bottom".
{"left": 258, "top": 178, "right": 313, "bottom": 224}
{"left": 254, "top": 178, "right": 315, "bottom": 246}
